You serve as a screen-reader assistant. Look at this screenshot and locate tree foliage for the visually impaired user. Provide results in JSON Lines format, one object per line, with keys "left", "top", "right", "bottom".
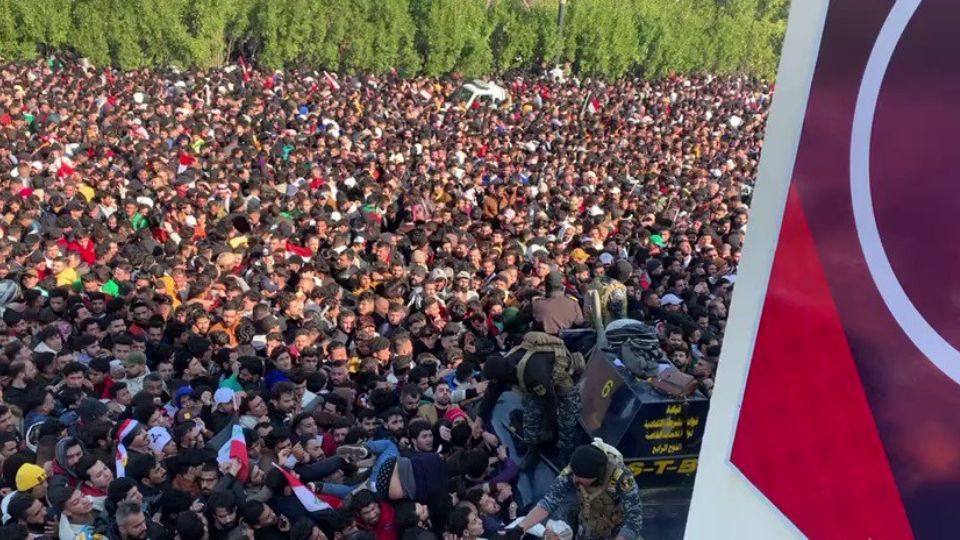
{"left": 0, "top": 0, "right": 788, "bottom": 78}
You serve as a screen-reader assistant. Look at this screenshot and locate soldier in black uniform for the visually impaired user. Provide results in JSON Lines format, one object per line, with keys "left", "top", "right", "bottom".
{"left": 532, "top": 272, "right": 584, "bottom": 335}
{"left": 478, "top": 332, "right": 584, "bottom": 468}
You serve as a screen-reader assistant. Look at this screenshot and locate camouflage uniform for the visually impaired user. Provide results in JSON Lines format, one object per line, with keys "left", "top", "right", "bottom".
{"left": 517, "top": 335, "right": 583, "bottom": 460}
{"left": 557, "top": 390, "right": 582, "bottom": 459}
{"left": 537, "top": 455, "right": 643, "bottom": 540}
{"left": 521, "top": 393, "right": 545, "bottom": 447}
{"left": 522, "top": 390, "right": 582, "bottom": 460}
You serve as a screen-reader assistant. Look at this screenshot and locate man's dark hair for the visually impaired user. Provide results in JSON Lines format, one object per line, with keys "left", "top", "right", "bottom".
{"left": 382, "top": 406, "right": 404, "bottom": 422}
{"left": 61, "top": 361, "right": 87, "bottom": 378}
{"left": 37, "top": 419, "right": 64, "bottom": 439}
{"left": 75, "top": 454, "right": 102, "bottom": 482}
{"left": 33, "top": 352, "right": 54, "bottom": 374}
{"left": 447, "top": 506, "right": 474, "bottom": 536}
{"left": 263, "top": 467, "right": 289, "bottom": 493}
{"left": 407, "top": 419, "right": 432, "bottom": 441}
{"left": 173, "top": 420, "right": 197, "bottom": 445}
{"left": 115, "top": 447, "right": 150, "bottom": 479}
{"left": 239, "top": 357, "right": 263, "bottom": 376}
{"left": 331, "top": 417, "right": 352, "bottom": 431}
{"left": 57, "top": 387, "right": 84, "bottom": 409}
{"left": 271, "top": 381, "right": 295, "bottom": 401}
{"left": 207, "top": 490, "right": 238, "bottom": 513}
{"left": 292, "top": 412, "right": 314, "bottom": 433}
{"left": 462, "top": 447, "right": 489, "bottom": 478}
{"left": 7, "top": 360, "right": 28, "bottom": 380}
{"left": 454, "top": 363, "right": 473, "bottom": 384}
{"left": 111, "top": 334, "right": 134, "bottom": 348}
{"left": 89, "top": 357, "right": 111, "bottom": 374}
{"left": 78, "top": 420, "right": 112, "bottom": 451}
{"left": 132, "top": 404, "right": 160, "bottom": 424}
{"left": 23, "top": 387, "right": 49, "bottom": 412}
{"left": 108, "top": 381, "right": 129, "bottom": 399}
{"left": 164, "top": 454, "right": 195, "bottom": 479}
{"left": 7, "top": 492, "right": 36, "bottom": 523}
{"left": 2, "top": 454, "right": 34, "bottom": 491}
{"left": 400, "top": 383, "right": 420, "bottom": 400}
{"left": 240, "top": 499, "right": 266, "bottom": 525}
{"left": 323, "top": 392, "right": 347, "bottom": 415}
{"left": 265, "top": 426, "right": 292, "bottom": 451}
{"left": 176, "top": 510, "right": 207, "bottom": 538}
{"left": 408, "top": 365, "right": 429, "bottom": 385}
{"left": 306, "top": 371, "right": 327, "bottom": 393}
{"left": 394, "top": 501, "right": 421, "bottom": 531}
{"left": 349, "top": 489, "right": 378, "bottom": 514}
{"left": 290, "top": 518, "right": 320, "bottom": 540}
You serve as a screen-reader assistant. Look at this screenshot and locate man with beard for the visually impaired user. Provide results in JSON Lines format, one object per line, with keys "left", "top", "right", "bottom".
{"left": 4, "top": 359, "right": 39, "bottom": 412}
{"left": 241, "top": 500, "right": 290, "bottom": 540}
{"left": 417, "top": 381, "right": 453, "bottom": 425}
{"left": 399, "top": 384, "right": 421, "bottom": 422}
{"left": 206, "top": 490, "right": 241, "bottom": 540}
{"left": 351, "top": 488, "right": 397, "bottom": 540}
{"left": 113, "top": 500, "right": 149, "bottom": 540}
{"left": 122, "top": 352, "right": 150, "bottom": 396}
{"left": 173, "top": 420, "right": 204, "bottom": 452}
{"left": 268, "top": 381, "right": 298, "bottom": 429}
{"left": 513, "top": 442, "right": 643, "bottom": 540}
{"left": 125, "top": 453, "right": 168, "bottom": 505}
{"left": 53, "top": 437, "right": 85, "bottom": 486}
{"left": 7, "top": 492, "right": 53, "bottom": 537}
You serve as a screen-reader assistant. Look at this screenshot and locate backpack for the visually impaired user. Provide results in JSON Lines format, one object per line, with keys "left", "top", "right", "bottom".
{"left": 509, "top": 332, "right": 586, "bottom": 396}
{"left": 605, "top": 319, "right": 663, "bottom": 379}
{"left": 584, "top": 277, "right": 628, "bottom": 327}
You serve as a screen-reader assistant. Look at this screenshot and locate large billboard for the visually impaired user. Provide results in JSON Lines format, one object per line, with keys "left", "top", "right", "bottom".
{"left": 687, "top": 1, "right": 953, "bottom": 538}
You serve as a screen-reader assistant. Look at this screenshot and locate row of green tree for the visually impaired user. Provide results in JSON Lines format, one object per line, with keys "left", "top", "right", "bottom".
{"left": 0, "top": 0, "right": 788, "bottom": 78}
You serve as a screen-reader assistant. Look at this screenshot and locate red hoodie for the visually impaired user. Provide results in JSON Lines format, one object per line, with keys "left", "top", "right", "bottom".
{"left": 56, "top": 237, "right": 96, "bottom": 265}
{"left": 357, "top": 502, "right": 398, "bottom": 540}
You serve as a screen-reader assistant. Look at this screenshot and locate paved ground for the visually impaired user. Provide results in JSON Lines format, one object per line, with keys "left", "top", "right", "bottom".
{"left": 639, "top": 486, "right": 693, "bottom": 540}
{"left": 490, "top": 391, "right": 692, "bottom": 539}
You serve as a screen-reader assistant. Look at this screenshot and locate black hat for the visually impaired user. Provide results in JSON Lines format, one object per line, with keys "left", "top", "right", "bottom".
{"left": 570, "top": 444, "right": 607, "bottom": 479}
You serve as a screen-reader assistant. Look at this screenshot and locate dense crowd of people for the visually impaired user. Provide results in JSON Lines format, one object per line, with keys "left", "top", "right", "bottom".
{"left": 0, "top": 54, "right": 767, "bottom": 540}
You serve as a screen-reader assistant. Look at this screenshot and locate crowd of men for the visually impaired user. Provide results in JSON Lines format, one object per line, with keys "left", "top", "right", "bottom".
{"left": 0, "top": 54, "right": 767, "bottom": 540}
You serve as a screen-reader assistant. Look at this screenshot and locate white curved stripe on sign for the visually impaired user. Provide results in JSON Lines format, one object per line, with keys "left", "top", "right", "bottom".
{"left": 849, "top": 0, "right": 960, "bottom": 382}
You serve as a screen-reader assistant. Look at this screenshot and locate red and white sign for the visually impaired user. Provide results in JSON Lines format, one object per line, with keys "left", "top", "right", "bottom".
{"left": 688, "top": 1, "right": 957, "bottom": 538}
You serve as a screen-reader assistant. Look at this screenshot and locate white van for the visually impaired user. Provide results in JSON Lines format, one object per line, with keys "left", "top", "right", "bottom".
{"left": 449, "top": 80, "right": 508, "bottom": 109}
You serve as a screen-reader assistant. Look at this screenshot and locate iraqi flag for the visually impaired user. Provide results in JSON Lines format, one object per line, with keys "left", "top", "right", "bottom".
{"left": 581, "top": 92, "right": 602, "bottom": 117}
{"left": 115, "top": 419, "right": 140, "bottom": 478}
{"left": 274, "top": 464, "right": 332, "bottom": 512}
{"left": 323, "top": 71, "right": 340, "bottom": 92}
{"left": 211, "top": 422, "right": 249, "bottom": 483}
{"left": 238, "top": 56, "right": 251, "bottom": 83}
